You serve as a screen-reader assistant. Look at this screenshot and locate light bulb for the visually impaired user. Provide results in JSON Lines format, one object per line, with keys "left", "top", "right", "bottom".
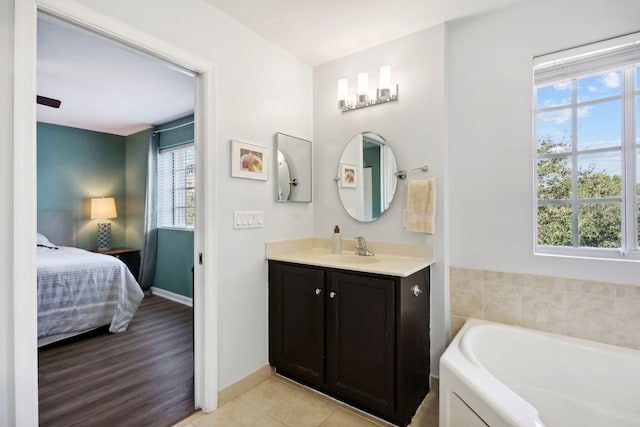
{"left": 337, "top": 79, "right": 350, "bottom": 110}
{"left": 379, "top": 65, "right": 391, "bottom": 90}
{"left": 357, "top": 72, "right": 369, "bottom": 95}
{"left": 378, "top": 65, "right": 392, "bottom": 102}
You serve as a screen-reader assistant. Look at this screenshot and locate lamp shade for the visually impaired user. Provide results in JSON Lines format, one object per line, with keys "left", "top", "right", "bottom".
{"left": 91, "top": 197, "right": 117, "bottom": 220}
{"left": 379, "top": 65, "right": 391, "bottom": 90}
{"left": 357, "top": 72, "right": 369, "bottom": 95}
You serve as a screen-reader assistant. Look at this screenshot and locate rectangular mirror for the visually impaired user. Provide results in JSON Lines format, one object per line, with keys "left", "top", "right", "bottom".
{"left": 276, "top": 132, "right": 312, "bottom": 202}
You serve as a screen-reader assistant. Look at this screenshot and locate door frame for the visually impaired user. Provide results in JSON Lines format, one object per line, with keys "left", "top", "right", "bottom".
{"left": 13, "top": 0, "right": 219, "bottom": 424}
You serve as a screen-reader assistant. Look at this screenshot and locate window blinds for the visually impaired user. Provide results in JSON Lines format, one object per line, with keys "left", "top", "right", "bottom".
{"left": 157, "top": 144, "right": 195, "bottom": 228}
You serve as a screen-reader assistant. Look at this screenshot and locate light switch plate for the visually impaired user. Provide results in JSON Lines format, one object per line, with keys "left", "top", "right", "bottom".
{"left": 233, "top": 210, "right": 264, "bottom": 229}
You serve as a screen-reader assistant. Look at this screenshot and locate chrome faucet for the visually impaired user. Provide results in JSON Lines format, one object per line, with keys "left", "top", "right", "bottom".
{"left": 354, "top": 236, "right": 374, "bottom": 256}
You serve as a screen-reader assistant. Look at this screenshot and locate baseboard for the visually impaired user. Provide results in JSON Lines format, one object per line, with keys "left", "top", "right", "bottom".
{"left": 150, "top": 286, "right": 193, "bottom": 307}
{"left": 218, "top": 365, "right": 274, "bottom": 407}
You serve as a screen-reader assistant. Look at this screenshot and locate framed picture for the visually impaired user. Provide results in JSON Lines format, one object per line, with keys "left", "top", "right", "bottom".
{"left": 339, "top": 163, "right": 357, "bottom": 188}
{"left": 231, "top": 140, "right": 269, "bottom": 181}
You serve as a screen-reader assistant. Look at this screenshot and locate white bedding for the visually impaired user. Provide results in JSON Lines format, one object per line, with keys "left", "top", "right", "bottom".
{"left": 37, "top": 246, "right": 144, "bottom": 346}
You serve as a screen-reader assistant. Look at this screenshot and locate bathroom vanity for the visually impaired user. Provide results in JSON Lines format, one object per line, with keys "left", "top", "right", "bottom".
{"left": 266, "top": 239, "right": 434, "bottom": 427}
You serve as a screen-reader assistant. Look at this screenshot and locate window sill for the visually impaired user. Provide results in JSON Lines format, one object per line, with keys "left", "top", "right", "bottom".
{"left": 535, "top": 246, "right": 640, "bottom": 262}
{"left": 158, "top": 226, "right": 194, "bottom": 232}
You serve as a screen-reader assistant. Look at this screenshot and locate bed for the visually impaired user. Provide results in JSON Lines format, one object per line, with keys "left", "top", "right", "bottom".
{"left": 37, "top": 211, "right": 144, "bottom": 346}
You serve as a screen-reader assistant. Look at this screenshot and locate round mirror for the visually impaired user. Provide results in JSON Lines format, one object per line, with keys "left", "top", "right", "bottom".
{"left": 336, "top": 132, "right": 398, "bottom": 222}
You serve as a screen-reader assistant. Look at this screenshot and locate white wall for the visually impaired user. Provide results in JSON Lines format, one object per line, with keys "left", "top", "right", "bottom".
{"left": 447, "top": 0, "right": 640, "bottom": 285}
{"left": 1, "top": 1, "right": 14, "bottom": 424}
{"left": 313, "top": 26, "right": 448, "bottom": 375}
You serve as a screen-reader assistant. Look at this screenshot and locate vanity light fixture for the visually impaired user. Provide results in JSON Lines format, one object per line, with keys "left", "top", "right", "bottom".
{"left": 337, "top": 65, "right": 398, "bottom": 112}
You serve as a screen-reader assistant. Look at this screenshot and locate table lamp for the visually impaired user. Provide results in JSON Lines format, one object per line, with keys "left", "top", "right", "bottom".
{"left": 91, "top": 197, "right": 117, "bottom": 251}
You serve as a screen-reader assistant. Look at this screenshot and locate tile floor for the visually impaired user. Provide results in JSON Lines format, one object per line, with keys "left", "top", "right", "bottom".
{"left": 173, "top": 375, "right": 439, "bottom": 427}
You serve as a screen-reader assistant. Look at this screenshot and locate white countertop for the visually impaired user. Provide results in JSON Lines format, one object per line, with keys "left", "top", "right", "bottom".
{"left": 266, "top": 238, "right": 435, "bottom": 277}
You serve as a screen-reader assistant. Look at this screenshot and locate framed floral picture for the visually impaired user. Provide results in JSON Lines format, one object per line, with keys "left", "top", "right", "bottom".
{"left": 231, "top": 140, "right": 268, "bottom": 181}
{"left": 339, "top": 163, "right": 357, "bottom": 188}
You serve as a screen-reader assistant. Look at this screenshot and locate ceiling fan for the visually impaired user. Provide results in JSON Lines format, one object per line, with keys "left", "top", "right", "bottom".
{"left": 37, "top": 95, "right": 61, "bottom": 109}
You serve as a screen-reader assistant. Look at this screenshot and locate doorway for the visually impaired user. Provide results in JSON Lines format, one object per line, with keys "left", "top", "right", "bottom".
{"left": 13, "top": 1, "right": 218, "bottom": 424}
{"left": 36, "top": 13, "right": 196, "bottom": 425}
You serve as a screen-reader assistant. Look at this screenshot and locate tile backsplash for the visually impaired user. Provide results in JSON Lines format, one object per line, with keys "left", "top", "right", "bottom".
{"left": 450, "top": 267, "right": 640, "bottom": 350}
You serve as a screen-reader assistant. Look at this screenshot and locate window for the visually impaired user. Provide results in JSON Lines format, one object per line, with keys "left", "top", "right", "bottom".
{"left": 158, "top": 144, "right": 195, "bottom": 229}
{"left": 534, "top": 34, "right": 640, "bottom": 260}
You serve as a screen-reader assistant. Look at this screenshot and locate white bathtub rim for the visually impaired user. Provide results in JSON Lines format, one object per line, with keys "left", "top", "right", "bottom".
{"left": 461, "top": 318, "right": 640, "bottom": 361}
{"left": 442, "top": 318, "right": 640, "bottom": 427}
{"left": 440, "top": 360, "right": 544, "bottom": 427}
{"left": 440, "top": 319, "right": 544, "bottom": 427}
{"left": 461, "top": 319, "right": 640, "bottom": 412}
{"left": 440, "top": 319, "right": 545, "bottom": 427}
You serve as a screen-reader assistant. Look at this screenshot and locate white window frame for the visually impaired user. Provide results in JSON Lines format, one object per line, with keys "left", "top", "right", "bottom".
{"left": 533, "top": 33, "right": 640, "bottom": 261}
{"left": 158, "top": 144, "right": 196, "bottom": 230}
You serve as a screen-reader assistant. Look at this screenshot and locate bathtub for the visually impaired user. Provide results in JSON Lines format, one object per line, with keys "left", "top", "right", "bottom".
{"left": 440, "top": 319, "right": 640, "bottom": 427}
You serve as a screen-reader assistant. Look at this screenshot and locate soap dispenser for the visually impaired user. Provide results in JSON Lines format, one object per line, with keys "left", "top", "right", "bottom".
{"left": 332, "top": 225, "right": 342, "bottom": 254}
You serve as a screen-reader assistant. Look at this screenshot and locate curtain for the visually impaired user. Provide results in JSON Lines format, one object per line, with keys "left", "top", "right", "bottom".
{"left": 138, "top": 129, "right": 158, "bottom": 290}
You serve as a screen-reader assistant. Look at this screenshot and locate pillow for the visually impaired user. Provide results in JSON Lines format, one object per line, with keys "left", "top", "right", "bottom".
{"left": 37, "top": 233, "right": 59, "bottom": 249}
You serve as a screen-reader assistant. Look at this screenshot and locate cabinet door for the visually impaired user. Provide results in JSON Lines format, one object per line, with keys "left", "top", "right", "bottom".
{"left": 269, "top": 262, "right": 325, "bottom": 385}
{"left": 397, "top": 269, "right": 431, "bottom": 425}
{"left": 326, "top": 271, "right": 395, "bottom": 415}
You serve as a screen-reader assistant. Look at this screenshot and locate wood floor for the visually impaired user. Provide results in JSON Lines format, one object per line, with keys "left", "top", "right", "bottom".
{"left": 38, "top": 296, "right": 194, "bottom": 427}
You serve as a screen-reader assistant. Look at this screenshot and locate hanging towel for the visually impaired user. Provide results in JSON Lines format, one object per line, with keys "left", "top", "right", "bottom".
{"left": 405, "top": 178, "right": 436, "bottom": 234}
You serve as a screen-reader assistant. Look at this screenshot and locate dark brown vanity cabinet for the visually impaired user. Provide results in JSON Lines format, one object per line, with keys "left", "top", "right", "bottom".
{"left": 268, "top": 260, "right": 430, "bottom": 427}
{"left": 269, "top": 263, "right": 325, "bottom": 385}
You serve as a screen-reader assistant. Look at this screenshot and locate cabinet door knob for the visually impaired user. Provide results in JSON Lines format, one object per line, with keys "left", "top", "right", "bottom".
{"left": 315, "top": 288, "right": 322, "bottom": 295}
{"left": 412, "top": 285, "right": 423, "bottom": 297}
{"left": 329, "top": 291, "right": 337, "bottom": 299}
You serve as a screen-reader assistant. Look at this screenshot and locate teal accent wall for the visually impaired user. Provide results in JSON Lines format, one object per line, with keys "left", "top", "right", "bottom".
{"left": 37, "top": 122, "right": 127, "bottom": 250}
{"left": 152, "top": 114, "right": 195, "bottom": 298}
{"left": 125, "top": 129, "right": 148, "bottom": 251}
{"left": 154, "top": 228, "right": 194, "bottom": 298}
{"left": 38, "top": 120, "right": 194, "bottom": 298}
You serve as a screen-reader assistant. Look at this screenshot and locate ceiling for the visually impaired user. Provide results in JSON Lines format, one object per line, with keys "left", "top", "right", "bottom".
{"left": 37, "top": 15, "right": 195, "bottom": 136}
{"left": 37, "top": 1, "right": 522, "bottom": 136}
{"left": 203, "top": 0, "right": 523, "bottom": 66}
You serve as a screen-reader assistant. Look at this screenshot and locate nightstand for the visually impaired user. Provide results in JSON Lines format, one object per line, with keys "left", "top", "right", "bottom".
{"left": 94, "top": 248, "right": 140, "bottom": 278}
